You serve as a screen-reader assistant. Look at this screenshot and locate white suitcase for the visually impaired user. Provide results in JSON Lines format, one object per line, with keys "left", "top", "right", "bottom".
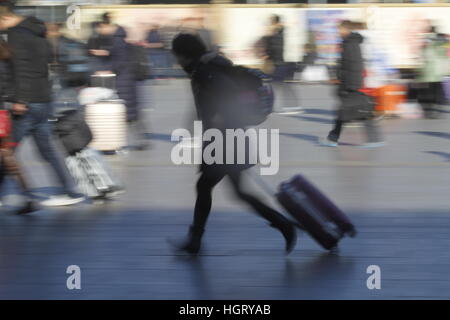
{"left": 85, "top": 100, "right": 127, "bottom": 152}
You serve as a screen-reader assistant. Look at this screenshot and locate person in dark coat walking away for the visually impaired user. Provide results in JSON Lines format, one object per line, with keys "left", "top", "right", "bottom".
{"left": 0, "top": 36, "right": 38, "bottom": 214}
{"left": 0, "top": 2, "right": 84, "bottom": 206}
{"left": 320, "top": 20, "right": 384, "bottom": 148}
{"left": 168, "top": 33, "right": 297, "bottom": 255}
{"left": 96, "top": 15, "right": 150, "bottom": 150}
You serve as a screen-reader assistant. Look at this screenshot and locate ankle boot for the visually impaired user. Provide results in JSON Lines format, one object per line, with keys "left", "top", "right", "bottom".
{"left": 270, "top": 216, "right": 297, "bottom": 254}
{"left": 170, "top": 226, "right": 204, "bottom": 255}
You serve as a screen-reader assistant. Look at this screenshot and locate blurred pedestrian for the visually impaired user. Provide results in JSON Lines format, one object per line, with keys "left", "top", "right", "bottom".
{"left": 169, "top": 33, "right": 296, "bottom": 255}
{"left": 416, "top": 25, "right": 449, "bottom": 119}
{"left": 263, "top": 14, "right": 301, "bottom": 113}
{"left": 87, "top": 21, "right": 113, "bottom": 75}
{"left": 297, "top": 43, "right": 318, "bottom": 74}
{"left": 0, "top": 36, "right": 37, "bottom": 214}
{"left": 47, "top": 22, "right": 90, "bottom": 97}
{"left": 144, "top": 24, "right": 167, "bottom": 79}
{"left": 320, "top": 20, "right": 384, "bottom": 148}
{"left": 0, "top": 1, "right": 84, "bottom": 206}
{"left": 96, "top": 14, "right": 150, "bottom": 150}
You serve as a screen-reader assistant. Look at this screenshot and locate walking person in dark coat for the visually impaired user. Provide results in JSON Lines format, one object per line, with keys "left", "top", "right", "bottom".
{"left": 0, "top": 2, "right": 84, "bottom": 207}
{"left": 0, "top": 36, "right": 38, "bottom": 214}
{"left": 169, "top": 33, "right": 296, "bottom": 255}
{"left": 320, "top": 20, "right": 384, "bottom": 148}
{"left": 87, "top": 21, "right": 113, "bottom": 74}
{"left": 96, "top": 16, "right": 149, "bottom": 150}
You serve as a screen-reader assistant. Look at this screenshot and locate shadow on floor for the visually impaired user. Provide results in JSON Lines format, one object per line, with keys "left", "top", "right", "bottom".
{"left": 415, "top": 131, "right": 450, "bottom": 140}
{"left": 425, "top": 151, "right": 450, "bottom": 162}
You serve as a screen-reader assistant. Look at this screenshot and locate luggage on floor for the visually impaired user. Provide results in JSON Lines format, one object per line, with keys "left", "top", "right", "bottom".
{"left": 65, "top": 148, "right": 123, "bottom": 199}
{"left": 299, "top": 65, "right": 329, "bottom": 82}
{"left": 276, "top": 175, "right": 356, "bottom": 250}
{"left": 84, "top": 75, "right": 127, "bottom": 153}
{"left": 85, "top": 100, "right": 127, "bottom": 152}
{"left": 249, "top": 171, "right": 356, "bottom": 251}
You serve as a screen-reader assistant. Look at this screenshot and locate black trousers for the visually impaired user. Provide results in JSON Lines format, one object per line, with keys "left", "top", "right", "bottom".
{"left": 418, "top": 82, "right": 446, "bottom": 118}
{"left": 192, "top": 169, "right": 286, "bottom": 232}
{"left": 327, "top": 119, "right": 381, "bottom": 143}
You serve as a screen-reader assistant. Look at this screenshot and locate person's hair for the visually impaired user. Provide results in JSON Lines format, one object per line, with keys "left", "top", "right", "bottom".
{"left": 271, "top": 14, "right": 281, "bottom": 24}
{"left": 339, "top": 20, "right": 353, "bottom": 30}
{"left": 101, "top": 12, "right": 112, "bottom": 25}
{"left": 172, "top": 33, "right": 207, "bottom": 60}
{"left": 352, "top": 21, "right": 367, "bottom": 30}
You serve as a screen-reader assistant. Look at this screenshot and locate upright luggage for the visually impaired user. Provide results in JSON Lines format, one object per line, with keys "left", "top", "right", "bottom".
{"left": 276, "top": 175, "right": 356, "bottom": 250}
{"left": 85, "top": 100, "right": 127, "bottom": 152}
{"left": 84, "top": 74, "right": 127, "bottom": 153}
{"left": 90, "top": 73, "right": 116, "bottom": 90}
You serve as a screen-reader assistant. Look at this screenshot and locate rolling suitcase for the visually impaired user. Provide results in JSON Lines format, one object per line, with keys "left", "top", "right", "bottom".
{"left": 85, "top": 74, "right": 127, "bottom": 153}
{"left": 276, "top": 175, "right": 356, "bottom": 250}
{"left": 85, "top": 100, "right": 127, "bottom": 152}
{"left": 250, "top": 171, "right": 356, "bottom": 251}
{"left": 90, "top": 73, "right": 116, "bottom": 90}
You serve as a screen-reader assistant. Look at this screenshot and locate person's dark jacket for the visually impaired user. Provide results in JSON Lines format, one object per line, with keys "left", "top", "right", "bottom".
{"left": 87, "top": 33, "right": 113, "bottom": 74}
{"left": 266, "top": 25, "right": 284, "bottom": 65}
{"left": 107, "top": 26, "right": 138, "bottom": 122}
{"left": 188, "top": 52, "right": 255, "bottom": 174}
{"left": 337, "top": 32, "right": 364, "bottom": 93}
{"left": 7, "top": 16, "right": 51, "bottom": 104}
{"left": 336, "top": 32, "right": 369, "bottom": 122}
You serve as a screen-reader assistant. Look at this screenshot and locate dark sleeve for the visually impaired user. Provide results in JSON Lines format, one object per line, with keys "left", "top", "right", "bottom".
{"left": 8, "top": 31, "right": 31, "bottom": 103}
{"left": 0, "top": 60, "right": 14, "bottom": 102}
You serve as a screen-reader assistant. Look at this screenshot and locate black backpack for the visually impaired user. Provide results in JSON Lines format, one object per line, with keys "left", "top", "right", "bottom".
{"left": 129, "top": 45, "right": 151, "bottom": 81}
{"left": 55, "top": 109, "right": 93, "bottom": 155}
{"left": 223, "top": 66, "right": 274, "bottom": 126}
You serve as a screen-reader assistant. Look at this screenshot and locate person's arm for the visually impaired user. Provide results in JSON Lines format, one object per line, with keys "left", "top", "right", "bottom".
{"left": 8, "top": 30, "right": 32, "bottom": 114}
{"left": 8, "top": 30, "right": 29, "bottom": 105}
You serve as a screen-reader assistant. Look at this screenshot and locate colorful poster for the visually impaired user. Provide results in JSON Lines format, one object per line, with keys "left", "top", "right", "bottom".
{"left": 305, "top": 9, "right": 363, "bottom": 65}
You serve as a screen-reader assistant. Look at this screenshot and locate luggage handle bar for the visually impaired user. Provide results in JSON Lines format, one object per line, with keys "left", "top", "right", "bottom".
{"left": 246, "top": 168, "right": 277, "bottom": 197}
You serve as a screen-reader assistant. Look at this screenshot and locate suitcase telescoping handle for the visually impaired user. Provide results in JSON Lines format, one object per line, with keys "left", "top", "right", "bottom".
{"left": 246, "top": 168, "right": 307, "bottom": 232}
{"left": 246, "top": 168, "right": 277, "bottom": 197}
